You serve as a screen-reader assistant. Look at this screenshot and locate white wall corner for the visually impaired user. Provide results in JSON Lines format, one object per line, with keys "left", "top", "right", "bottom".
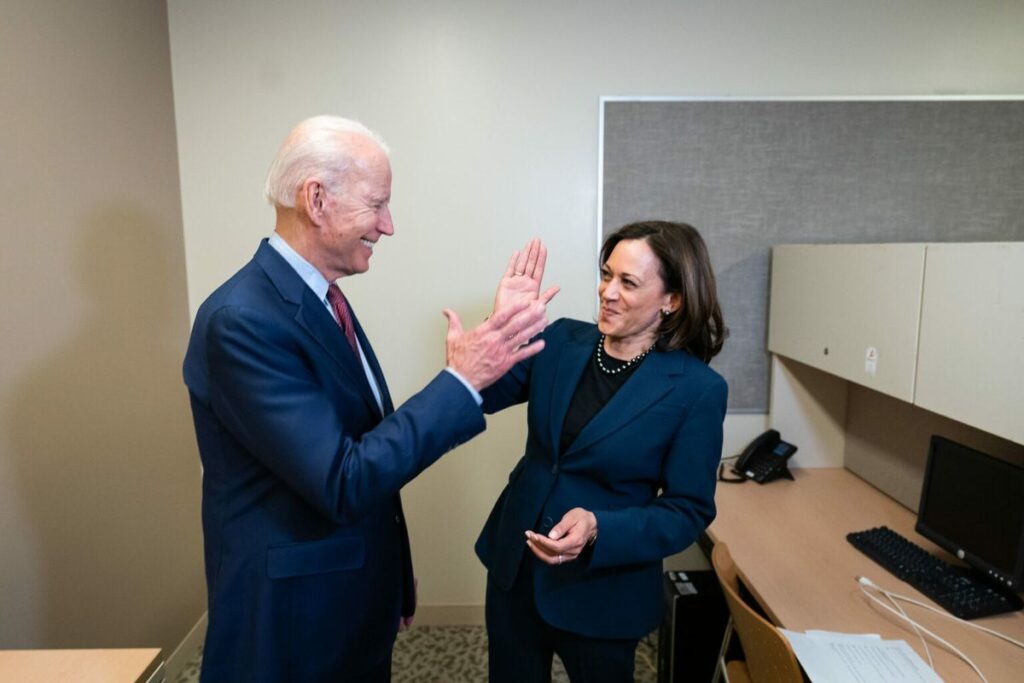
{"left": 768, "top": 355, "right": 848, "bottom": 467}
{"left": 722, "top": 413, "right": 771, "bottom": 460}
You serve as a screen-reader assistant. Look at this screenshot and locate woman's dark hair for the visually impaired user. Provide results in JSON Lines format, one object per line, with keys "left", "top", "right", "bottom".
{"left": 600, "top": 220, "right": 727, "bottom": 362}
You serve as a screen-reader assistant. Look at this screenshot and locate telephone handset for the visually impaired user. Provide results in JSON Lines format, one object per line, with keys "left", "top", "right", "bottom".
{"left": 728, "top": 429, "right": 798, "bottom": 484}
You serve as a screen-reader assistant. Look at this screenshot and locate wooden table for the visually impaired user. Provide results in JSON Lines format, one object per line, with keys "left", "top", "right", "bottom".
{"left": 0, "top": 648, "right": 163, "bottom": 683}
{"left": 707, "top": 468, "right": 1024, "bottom": 682}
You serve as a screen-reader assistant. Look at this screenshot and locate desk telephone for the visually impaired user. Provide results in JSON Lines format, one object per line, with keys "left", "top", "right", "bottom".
{"left": 729, "top": 429, "right": 798, "bottom": 483}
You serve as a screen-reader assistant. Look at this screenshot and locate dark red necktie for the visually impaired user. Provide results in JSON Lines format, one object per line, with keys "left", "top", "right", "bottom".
{"left": 327, "top": 284, "right": 359, "bottom": 357}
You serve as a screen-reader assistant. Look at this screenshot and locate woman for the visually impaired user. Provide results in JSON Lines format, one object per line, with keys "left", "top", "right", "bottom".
{"left": 477, "top": 221, "right": 728, "bottom": 683}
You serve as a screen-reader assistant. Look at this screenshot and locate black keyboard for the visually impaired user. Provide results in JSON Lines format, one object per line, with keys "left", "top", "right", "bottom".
{"left": 847, "top": 526, "right": 1024, "bottom": 620}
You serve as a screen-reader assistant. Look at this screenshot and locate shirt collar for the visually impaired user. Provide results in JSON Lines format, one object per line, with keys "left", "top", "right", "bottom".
{"left": 268, "top": 232, "right": 332, "bottom": 305}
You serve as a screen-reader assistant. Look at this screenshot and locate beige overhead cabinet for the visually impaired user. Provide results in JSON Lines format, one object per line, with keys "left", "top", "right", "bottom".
{"left": 768, "top": 242, "right": 1023, "bottom": 445}
{"left": 914, "top": 243, "right": 1024, "bottom": 445}
{"left": 767, "top": 244, "right": 927, "bottom": 403}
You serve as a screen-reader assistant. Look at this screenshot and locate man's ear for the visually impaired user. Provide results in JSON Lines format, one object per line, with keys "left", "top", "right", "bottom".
{"left": 301, "top": 179, "right": 326, "bottom": 225}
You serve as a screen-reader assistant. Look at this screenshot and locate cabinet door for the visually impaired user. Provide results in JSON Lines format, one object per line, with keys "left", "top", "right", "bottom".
{"left": 915, "top": 243, "right": 1024, "bottom": 445}
{"left": 768, "top": 244, "right": 926, "bottom": 402}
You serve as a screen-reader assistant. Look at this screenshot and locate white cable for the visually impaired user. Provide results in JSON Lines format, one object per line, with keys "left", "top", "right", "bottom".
{"left": 896, "top": 590, "right": 1024, "bottom": 650}
{"left": 857, "top": 577, "right": 988, "bottom": 683}
{"left": 857, "top": 576, "right": 1024, "bottom": 650}
{"left": 880, "top": 582, "right": 934, "bottom": 668}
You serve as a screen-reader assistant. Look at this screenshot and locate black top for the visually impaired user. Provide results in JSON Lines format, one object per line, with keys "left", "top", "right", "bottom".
{"left": 560, "top": 342, "right": 646, "bottom": 453}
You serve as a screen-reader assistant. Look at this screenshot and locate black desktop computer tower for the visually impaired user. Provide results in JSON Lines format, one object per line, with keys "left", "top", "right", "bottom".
{"left": 657, "top": 570, "right": 730, "bottom": 683}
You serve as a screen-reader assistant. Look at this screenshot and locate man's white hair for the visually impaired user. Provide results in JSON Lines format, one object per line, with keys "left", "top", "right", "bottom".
{"left": 264, "top": 115, "right": 390, "bottom": 208}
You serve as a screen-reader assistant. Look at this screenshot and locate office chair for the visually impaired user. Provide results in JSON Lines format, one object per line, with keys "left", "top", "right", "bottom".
{"left": 711, "top": 543, "right": 804, "bottom": 683}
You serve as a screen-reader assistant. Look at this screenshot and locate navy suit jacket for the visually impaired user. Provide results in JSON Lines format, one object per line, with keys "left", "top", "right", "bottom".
{"left": 183, "top": 240, "right": 485, "bottom": 682}
{"left": 476, "top": 319, "right": 727, "bottom": 639}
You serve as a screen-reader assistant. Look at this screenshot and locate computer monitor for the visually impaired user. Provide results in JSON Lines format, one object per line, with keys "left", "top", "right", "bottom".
{"left": 916, "top": 436, "right": 1024, "bottom": 591}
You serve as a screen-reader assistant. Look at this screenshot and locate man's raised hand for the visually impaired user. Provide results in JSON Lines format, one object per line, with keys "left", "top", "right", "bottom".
{"left": 443, "top": 300, "right": 548, "bottom": 391}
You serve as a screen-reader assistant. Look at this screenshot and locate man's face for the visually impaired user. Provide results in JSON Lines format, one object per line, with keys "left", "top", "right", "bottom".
{"left": 315, "top": 138, "right": 394, "bottom": 278}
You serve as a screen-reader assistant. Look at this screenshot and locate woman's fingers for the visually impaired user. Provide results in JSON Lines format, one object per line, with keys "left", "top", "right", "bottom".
{"left": 540, "top": 286, "right": 560, "bottom": 305}
{"left": 526, "top": 538, "right": 579, "bottom": 565}
{"left": 513, "top": 241, "right": 532, "bottom": 275}
{"left": 503, "top": 250, "right": 520, "bottom": 279}
{"left": 525, "top": 529, "right": 583, "bottom": 556}
{"left": 523, "top": 506, "right": 596, "bottom": 565}
{"left": 523, "top": 238, "right": 541, "bottom": 278}
{"left": 532, "top": 243, "right": 547, "bottom": 280}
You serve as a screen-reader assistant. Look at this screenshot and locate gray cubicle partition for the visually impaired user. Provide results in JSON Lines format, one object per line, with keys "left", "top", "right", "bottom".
{"left": 601, "top": 98, "right": 1024, "bottom": 412}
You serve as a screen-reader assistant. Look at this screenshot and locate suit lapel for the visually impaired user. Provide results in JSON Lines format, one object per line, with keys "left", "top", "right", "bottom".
{"left": 547, "top": 325, "right": 599, "bottom": 456}
{"left": 350, "top": 309, "right": 393, "bottom": 415}
{"left": 254, "top": 241, "right": 382, "bottom": 418}
{"left": 563, "top": 346, "right": 683, "bottom": 458}
{"left": 295, "top": 292, "right": 383, "bottom": 418}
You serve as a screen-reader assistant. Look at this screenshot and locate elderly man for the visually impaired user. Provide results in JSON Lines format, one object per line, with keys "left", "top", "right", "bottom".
{"left": 184, "top": 116, "right": 551, "bottom": 682}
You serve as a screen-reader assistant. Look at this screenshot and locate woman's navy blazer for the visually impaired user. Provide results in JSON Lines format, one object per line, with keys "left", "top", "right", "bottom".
{"left": 476, "top": 318, "right": 728, "bottom": 639}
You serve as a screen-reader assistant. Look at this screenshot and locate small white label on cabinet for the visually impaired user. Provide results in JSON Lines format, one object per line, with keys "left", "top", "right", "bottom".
{"left": 865, "top": 346, "right": 878, "bottom": 376}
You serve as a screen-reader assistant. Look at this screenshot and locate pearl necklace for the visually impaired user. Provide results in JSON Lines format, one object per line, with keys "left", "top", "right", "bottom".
{"left": 595, "top": 335, "right": 654, "bottom": 375}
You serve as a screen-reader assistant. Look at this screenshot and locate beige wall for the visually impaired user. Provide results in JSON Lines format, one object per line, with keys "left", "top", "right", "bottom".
{"left": 166, "top": 0, "right": 1024, "bottom": 609}
{"left": 0, "top": 0, "right": 204, "bottom": 653}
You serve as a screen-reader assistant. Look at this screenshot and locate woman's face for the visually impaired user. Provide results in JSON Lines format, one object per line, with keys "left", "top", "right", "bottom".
{"left": 598, "top": 239, "right": 679, "bottom": 345}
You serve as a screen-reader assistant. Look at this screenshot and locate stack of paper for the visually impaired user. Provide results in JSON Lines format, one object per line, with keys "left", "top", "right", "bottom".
{"left": 780, "top": 629, "right": 944, "bottom": 683}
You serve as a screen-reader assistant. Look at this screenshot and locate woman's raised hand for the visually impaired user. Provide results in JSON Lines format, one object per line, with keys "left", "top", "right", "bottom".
{"left": 492, "top": 238, "right": 560, "bottom": 316}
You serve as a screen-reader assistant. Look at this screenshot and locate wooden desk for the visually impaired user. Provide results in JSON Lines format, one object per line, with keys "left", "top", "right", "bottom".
{"left": 707, "top": 468, "right": 1024, "bottom": 682}
{"left": 0, "top": 648, "right": 163, "bottom": 683}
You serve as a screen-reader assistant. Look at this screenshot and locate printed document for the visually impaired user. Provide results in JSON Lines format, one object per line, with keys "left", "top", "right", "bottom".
{"left": 780, "top": 629, "right": 944, "bottom": 683}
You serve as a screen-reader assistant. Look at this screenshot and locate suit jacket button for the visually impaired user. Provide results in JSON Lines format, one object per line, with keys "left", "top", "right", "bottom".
{"left": 395, "top": 514, "right": 401, "bottom": 524}
{"left": 551, "top": 464, "right": 558, "bottom": 474}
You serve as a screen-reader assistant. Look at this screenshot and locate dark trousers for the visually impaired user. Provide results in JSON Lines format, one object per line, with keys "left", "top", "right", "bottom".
{"left": 486, "top": 559, "right": 639, "bottom": 683}
{"left": 345, "top": 651, "right": 391, "bottom": 683}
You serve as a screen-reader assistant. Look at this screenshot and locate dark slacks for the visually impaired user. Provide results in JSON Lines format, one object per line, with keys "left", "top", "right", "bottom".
{"left": 345, "top": 651, "right": 391, "bottom": 683}
{"left": 486, "top": 558, "right": 639, "bottom": 683}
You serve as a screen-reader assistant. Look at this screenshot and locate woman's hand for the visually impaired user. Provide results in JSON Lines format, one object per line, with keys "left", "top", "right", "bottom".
{"left": 525, "top": 507, "right": 598, "bottom": 565}
{"left": 493, "top": 238, "right": 560, "bottom": 316}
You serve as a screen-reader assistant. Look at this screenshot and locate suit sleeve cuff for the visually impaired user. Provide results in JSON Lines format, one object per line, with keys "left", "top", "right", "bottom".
{"left": 587, "top": 510, "right": 633, "bottom": 570}
{"left": 444, "top": 367, "right": 483, "bottom": 406}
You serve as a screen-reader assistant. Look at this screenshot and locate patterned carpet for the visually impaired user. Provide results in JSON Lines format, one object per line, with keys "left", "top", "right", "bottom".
{"left": 174, "top": 625, "right": 660, "bottom": 682}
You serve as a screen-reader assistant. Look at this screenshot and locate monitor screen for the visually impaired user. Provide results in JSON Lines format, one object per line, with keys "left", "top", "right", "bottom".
{"left": 916, "top": 436, "right": 1024, "bottom": 589}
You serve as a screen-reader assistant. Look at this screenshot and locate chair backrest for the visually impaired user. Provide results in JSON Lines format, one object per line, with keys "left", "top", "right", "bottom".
{"left": 711, "top": 542, "right": 804, "bottom": 683}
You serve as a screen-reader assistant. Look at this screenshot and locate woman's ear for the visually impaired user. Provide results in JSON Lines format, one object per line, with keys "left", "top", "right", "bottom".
{"left": 665, "top": 292, "right": 682, "bottom": 315}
